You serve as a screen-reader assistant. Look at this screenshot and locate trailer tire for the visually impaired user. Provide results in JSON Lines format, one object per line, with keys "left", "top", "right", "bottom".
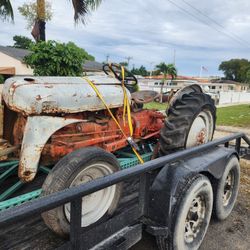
{"left": 41, "top": 147, "right": 122, "bottom": 237}
{"left": 213, "top": 156, "right": 240, "bottom": 221}
{"left": 156, "top": 174, "right": 213, "bottom": 250}
{"left": 159, "top": 92, "right": 216, "bottom": 155}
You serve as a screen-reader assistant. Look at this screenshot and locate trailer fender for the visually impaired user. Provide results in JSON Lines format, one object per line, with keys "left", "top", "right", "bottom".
{"left": 147, "top": 147, "right": 238, "bottom": 230}
{"left": 19, "top": 116, "right": 83, "bottom": 182}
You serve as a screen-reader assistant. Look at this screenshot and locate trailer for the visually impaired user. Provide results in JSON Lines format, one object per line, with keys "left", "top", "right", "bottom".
{"left": 0, "top": 133, "right": 249, "bottom": 249}
{"left": 0, "top": 64, "right": 249, "bottom": 249}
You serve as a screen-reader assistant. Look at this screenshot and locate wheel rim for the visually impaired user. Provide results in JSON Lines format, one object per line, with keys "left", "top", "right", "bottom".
{"left": 186, "top": 110, "right": 214, "bottom": 148}
{"left": 223, "top": 170, "right": 235, "bottom": 207}
{"left": 64, "top": 162, "right": 116, "bottom": 227}
{"left": 184, "top": 195, "right": 206, "bottom": 243}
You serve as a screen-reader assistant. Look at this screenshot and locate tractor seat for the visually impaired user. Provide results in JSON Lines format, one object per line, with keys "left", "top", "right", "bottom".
{"left": 131, "top": 90, "right": 160, "bottom": 104}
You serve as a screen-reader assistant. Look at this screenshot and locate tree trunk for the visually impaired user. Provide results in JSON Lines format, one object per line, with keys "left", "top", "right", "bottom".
{"left": 160, "top": 74, "right": 166, "bottom": 103}
{"left": 37, "top": 0, "right": 46, "bottom": 41}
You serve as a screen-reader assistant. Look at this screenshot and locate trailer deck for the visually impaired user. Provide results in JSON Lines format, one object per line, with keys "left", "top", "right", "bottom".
{"left": 0, "top": 149, "right": 153, "bottom": 211}
{"left": 0, "top": 176, "right": 141, "bottom": 249}
{"left": 0, "top": 133, "right": 250, "bottom": 250}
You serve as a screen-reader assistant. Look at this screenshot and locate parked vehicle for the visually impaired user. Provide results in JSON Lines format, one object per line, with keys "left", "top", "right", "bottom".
{"left": 0, "top": 64, "right": 244, "bottom": 250}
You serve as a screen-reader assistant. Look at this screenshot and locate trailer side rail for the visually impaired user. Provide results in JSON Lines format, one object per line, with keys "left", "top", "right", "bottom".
{"left": 0, "top": 133, "right": 249, "bottom": 249}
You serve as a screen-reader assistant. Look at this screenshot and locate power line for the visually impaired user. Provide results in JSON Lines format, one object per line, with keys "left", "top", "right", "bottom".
{"left": 180, "top": 0, "right": 250, "bottom": 47}
{"left": 166, "top": 0, "right": 250, "bottom": 48}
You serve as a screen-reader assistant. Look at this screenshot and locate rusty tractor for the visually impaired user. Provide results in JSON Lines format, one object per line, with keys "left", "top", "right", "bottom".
{"left": 1, "top": 63, "right": 241, "bottom": 250}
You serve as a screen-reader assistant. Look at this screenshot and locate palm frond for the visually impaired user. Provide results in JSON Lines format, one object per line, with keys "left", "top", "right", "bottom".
{"left": 155, "top": 62, "right": 177, "bottom": 79}
{"left": 86, "top": 0, "right": 102, "bottom": 10}
{"left": 0, "top": 0, "right": 14, "bottom": 22}
{"left": 71, "top": 0, "right": 102, "bottom": 24}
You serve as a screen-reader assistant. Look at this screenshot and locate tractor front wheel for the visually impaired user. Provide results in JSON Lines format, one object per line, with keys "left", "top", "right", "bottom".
{"left": 41, "top": 147, "right": 122, "bottom": 237}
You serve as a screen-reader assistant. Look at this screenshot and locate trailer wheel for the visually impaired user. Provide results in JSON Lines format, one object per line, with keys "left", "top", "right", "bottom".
{"left": 156, "top": 174, "right": 213, "bottom": 250}
{"left": 41, "top": 147, "right": 122, "bottom": 237}
{"left": 213, "top": 156, "right": 240, "bottom": 221}
{"left": 159, "top": 92, "right": 216, "bottom": 155}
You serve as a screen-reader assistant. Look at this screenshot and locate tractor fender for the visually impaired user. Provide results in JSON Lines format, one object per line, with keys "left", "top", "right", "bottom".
{"left": 147, "top": 146, "right": 238, "bottom": 229}
{"left": 19, "top": 116, "right": 84, "bottom": 183}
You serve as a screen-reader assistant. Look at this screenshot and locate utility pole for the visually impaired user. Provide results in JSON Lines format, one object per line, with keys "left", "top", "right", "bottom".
{"left": 150, "top": 61, "right": 154, "bottom": 77}
{"left": 199, "top": 65, "right": 202, "bottom": 78}
{"left": 125, "top": 56, "right": 133, "bottom": 69}
{"left": 106, "top": 54, "right": 110, "bottom": 63}
{"left": 173, "top": 49, "right": 176, "bottom": 65}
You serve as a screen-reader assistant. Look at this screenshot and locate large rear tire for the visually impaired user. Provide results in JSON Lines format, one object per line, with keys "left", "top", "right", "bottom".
{"left": 159, "top": 91, "right": 216, "bottom": 155}
{"left": 41, "top": 147, "right": 122, "bottom": 237}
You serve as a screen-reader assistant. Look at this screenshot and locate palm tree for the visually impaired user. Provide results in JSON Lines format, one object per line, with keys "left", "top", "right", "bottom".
{"left": 0, "top": 0, "right": 102, "bottom": 41}
{"left": 0, "top": 0, "right": 14, "bottom": 21}
{"left": 155, "top": 62, "right": 177, "bottom": 103}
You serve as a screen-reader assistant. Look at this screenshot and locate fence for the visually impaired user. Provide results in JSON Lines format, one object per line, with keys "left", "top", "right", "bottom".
{"left": 219, "top": 91, "right": 250, "bottom": 105}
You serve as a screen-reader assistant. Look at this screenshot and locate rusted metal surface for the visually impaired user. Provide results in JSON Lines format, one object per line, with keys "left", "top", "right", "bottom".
{"left": 2, "top": 76, "right": 130, "bottom": 115}
{"left": 2, "top": 76, "right": 165, "bottom": 183}
{"left": 161, "top": 89, "right": 176, "bottom": 103}
{"left": 0, "top": 139, "right": 19, "bottom": 160}
{"left": 0, "top": 145, "right": 20, "bottom": 159}
{"left": 197, "top": 129, "right": 206, "bottom": 145}
{"left": 18, "top": 116, "right": 84, "bottom": 182}
{"left": 2, "top": 105, "right": 18, "bottom": 145}
{"left": 131, "top": 90, "right": 160, "bottom": 104}
{"left": 132, "top": 110, "right": 164, "bottom": 138}
{"left": 40, "top": 109, "right": 164, "bottom": 164}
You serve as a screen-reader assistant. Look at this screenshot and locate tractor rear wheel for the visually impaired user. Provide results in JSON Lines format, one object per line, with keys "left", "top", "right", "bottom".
{"left": 159, "top": 91, "right": 216, "bottom": 155}
{"left": 41, "top": 147, "right": 122, "bottom": 237}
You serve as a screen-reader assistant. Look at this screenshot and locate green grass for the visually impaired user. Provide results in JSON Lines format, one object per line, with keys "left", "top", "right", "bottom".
{"left": 144, "top": 102, "right": 168, "bottom": 110}
{"left": 145, "top": 102, "right": 250, "bottom": 128}
{"left": 216, "top": 104, "right": 250, "bottom": 127}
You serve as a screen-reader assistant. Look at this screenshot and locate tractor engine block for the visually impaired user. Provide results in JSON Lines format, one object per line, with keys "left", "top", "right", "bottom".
{"left": 40, "top": 108, "right": 165, "bottom": 164}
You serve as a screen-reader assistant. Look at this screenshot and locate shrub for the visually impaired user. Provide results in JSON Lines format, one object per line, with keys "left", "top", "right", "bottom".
{"left": 24, "top": 40, "right": 95, "bottom": 76}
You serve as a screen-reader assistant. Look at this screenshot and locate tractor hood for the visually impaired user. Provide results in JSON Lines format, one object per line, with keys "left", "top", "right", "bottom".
{"left": 2, "top": 76, "right": 131, "bottom": 115}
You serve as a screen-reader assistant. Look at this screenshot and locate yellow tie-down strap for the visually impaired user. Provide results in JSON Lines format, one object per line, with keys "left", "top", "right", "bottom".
{"left": 83, "top": 73, "right": 144, "bottom": 164}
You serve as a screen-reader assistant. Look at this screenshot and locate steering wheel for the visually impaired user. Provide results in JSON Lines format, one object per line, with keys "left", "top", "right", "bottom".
{"left": 103, "top": 63, "right": 138, "bottom": 86}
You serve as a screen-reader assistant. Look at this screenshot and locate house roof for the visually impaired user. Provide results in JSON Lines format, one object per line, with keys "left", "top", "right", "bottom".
{"left": 211, "top": 79, "right": 242, "bottom": 84}
{"left": 0, "top": 46, "right": 31, "bottom": 61}
{"left": 145, "top": 75, "right": 194, "bottom": 81}
{"left": 83, "top": 60, "right": 103, "bottom": 71}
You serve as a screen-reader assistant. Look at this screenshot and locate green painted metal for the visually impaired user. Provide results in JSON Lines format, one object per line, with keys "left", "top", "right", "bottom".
{"left": 0, "top": 163, "right": 18, "bottom": 185}
{"left": 0, "top": 151, "right": 153, "bottom": 211}
{"left": 117, "top": 152, "right": 137, "bottom": 158}
{"left": 0, "top": 160, "right": 19, "bottom": 170}
{"left": 39, "top": 166, "right": 51, "bottom": 174}
{"left": 119, "top": 152, "right": 152, "bottom": 169}
{"left": 0, "top": 181, "right": 24, "bottom": 202}
{"left": 0, "top": 189, "right": 42, "bottom": 211}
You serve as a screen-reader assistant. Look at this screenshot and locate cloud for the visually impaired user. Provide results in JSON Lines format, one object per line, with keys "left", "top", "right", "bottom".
{"left": 0, "top": 0, "right": 250, "bottom": 76}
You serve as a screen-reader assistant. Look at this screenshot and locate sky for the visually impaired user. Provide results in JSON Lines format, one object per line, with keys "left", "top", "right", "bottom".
{"left": 1, "top": 0, "right": 250, "bottom": 76}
